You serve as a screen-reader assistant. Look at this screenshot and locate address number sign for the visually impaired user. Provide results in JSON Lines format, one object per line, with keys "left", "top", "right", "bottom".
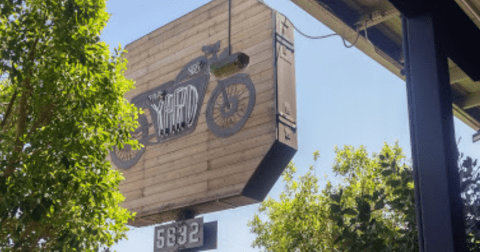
{"left": 154, "top": 217, "right": 204, "bottom": 252}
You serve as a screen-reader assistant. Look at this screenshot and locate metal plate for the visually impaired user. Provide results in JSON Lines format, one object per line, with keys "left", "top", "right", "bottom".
{"left": 153, "top": 217, "right": 204, "bottom": 252}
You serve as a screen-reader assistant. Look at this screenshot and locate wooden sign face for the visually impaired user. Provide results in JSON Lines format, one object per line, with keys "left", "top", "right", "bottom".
{"left": 112, "top": 0, "right": 297, "bottom": 226}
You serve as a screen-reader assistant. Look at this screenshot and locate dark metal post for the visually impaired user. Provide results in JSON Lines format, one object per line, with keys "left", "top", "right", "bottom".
{"left": 402, "top": 12, "right": 466, "bottom": 252}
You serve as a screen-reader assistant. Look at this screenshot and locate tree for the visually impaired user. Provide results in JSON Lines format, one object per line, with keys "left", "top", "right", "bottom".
{"left": 459, "top": 153, "right": 480, "bottom": 251}
{"left": 248, "top": 143, "right": 419, "bottom": 251}
{"left": 0, "top": 0, "right": 139, "bottom": 250}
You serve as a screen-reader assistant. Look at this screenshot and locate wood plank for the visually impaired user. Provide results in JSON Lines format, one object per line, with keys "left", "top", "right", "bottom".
{"left": 114, "top": 91, "right": 275, "bottom": 174}
{"left": 130, "top": 33, "right": 273, "bottom": 91}
{"left": 125, "top": 0, "right": 227, "bottom": 52}
{"left": 124, "top": 80, "right": 275, "bottom": 164}
{"left": 122, "top": 160, "right": 208, "bottom": 193}
{"left": 116, "top": 0, "right": 282, "bottom": 220}
{"left": 127, "top": 1, "right": 268, "bottom": 62}
{"left": 127, "top": 4, "right": 271, "bottom": 73}
{"left": 113, "top": 155, "right": 144, "bottom": 173}
{"left": 137, "top": 183, "right": 246, "bottom": 215}
{"left": 122, "top": 129, "right": 274, "bottom": 195}
{"left": 125, "top": 78, "right": 274, "bottom": 145}
{"left": 141, "top": 121, "right": 275, "bottom": 177}
{"left": 142, "top": 156, "right": 263, "bottom": 198}
{"left": 123, "top": 120, "right": 275, "bottom": 186}
{"left": 207, "top": 143, "right": 272, "bottom": 172}
{"left": 142, "top": 96, "right": 274, "bottom": 162}
{"left": 123, "top": 181, "right": 208, "bottom": 210}
{"left": 126, "top": 6, "right": 271, "bottom": 74}
{"left": 122, "top": 142, "right": 271, "bottom": 193}
{"left": 232, "top": 29, "right": 273, "bottom": 53}
{"left": 131, "top": 130, "right": 273, "bottom": 189}
{"left": 123, "top": 189, "right": 143, "bottom": 202}
{"left": 143, "top": 40, "right": 272, "bottom": 91}
{"left": 118, "top": 94, "right": 275, "bottom": 177}
{"left": 127, "top": 30, "right": 272, "bottom": 89}
{"left": 124, "top": 83, "right": 149, "bottom": 101}
{"left": 126, "top": 0, "right": 227, "bottom": 57}
{"left": 208, "top": 169, "right": 256, "bottom": 191}
{"left": 129, "top": 169, "right": 256, "bottom": 213}
{"left": 137, "top": 52, "right": 273, "bottom": 96}
{"left": 208, "top": 7, "right": 272, "bottom": 38}
{"left": 119, "top": 170, "right": 143, "bottom": 185}
{"left": 221, "top": 195, "right": 258, "bottom": 207}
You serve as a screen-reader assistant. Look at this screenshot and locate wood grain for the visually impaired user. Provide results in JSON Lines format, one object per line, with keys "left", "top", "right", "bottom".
{"left": 114, "top": 0, "right": 278, "bottom": 223}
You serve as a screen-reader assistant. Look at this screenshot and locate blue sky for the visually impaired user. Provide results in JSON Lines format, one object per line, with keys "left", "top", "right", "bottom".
{"left": 100, "top": 0, "right": 480, "bottom": 251}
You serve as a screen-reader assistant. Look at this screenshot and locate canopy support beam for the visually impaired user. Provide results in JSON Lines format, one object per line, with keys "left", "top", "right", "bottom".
{"left": 402, "top": 12, "right": 466, "bottom": 252}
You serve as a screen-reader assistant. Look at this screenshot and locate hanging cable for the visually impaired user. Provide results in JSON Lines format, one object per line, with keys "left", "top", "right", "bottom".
{"left": 362, "top": 20, "right": 402, "bottom": 68}
{"left": 342, "top": 25, "right": 361, "bottom": 48}
{"left": 344, "top": 20, "right": 370, "bottom": 49}
{"left": 256, "top": 0, "right": 337, "bottom": 39}
{"left": 363, "top": 20, "right": 374, "bottom": 46}
{"left": 292, "top": 25, "right": 339, "bottom": 40}
{"left": 256, "top": 0, "right": 362, "bottom": 48}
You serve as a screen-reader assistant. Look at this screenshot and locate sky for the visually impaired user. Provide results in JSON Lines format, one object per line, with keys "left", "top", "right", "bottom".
{"left": 99, "top": 0, "right": 480, "bottom": 251}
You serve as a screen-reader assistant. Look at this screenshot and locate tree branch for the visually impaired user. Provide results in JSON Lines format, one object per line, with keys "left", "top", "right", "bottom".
{"left": 5, "top": 37, "right": 39, "bottom": 178}
{"left": 0, "top": 87, "right": 18, "bottom": 131}
{"left": 25, "top": 102, "right": 56, "bottom": 141}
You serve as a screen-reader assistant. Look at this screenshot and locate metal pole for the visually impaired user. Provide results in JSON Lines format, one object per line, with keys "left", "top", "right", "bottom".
{"left": 402, "top": 12, "right": 466, "bottom": 252}
{"left": 401, "top": 16, "right": 425, "bottom": 251}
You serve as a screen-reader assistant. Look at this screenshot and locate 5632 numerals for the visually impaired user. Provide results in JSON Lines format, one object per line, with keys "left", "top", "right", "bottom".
{"left": 154, "top": 217, "right": 203, "bottom": 252}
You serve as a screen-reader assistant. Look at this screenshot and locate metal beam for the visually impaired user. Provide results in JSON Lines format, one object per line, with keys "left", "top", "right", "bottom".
{"left": 387, "top": 0, "right": 432, "bottom": 18}
{"left": 402, "top": 12, "right": 466, "bottom": 252}
{"left": 390, "top": 0, "right": 480, "bottom": 81}
{"left": 455, "top": 91, "right": 480, "bottom": 109}
{"left": 356, "top": 9, "right": 400, "bottom": 29}
{"left": 449, "top": 66, "right": 469, "bottom": 84}
{"left": 312, "top": 0, "right": 404, "bottom": 67}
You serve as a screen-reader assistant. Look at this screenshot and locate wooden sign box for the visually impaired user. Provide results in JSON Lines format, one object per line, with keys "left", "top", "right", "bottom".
{"left": 112, "top": 0, "right": 297, "bottom": 226}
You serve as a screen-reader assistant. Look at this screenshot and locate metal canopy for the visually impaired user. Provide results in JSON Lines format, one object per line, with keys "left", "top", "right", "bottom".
{"left": 291, "top": 0, "right": 480, "bottom": 251}
{"left": 292, "top": 0, "right": 480, "bottom": 131}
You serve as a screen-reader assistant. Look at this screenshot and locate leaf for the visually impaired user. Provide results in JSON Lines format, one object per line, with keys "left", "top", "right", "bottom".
{"left": 374, "top": 201, "right": 385, "bottom": 210}
{"left": 387, "top": 180, "right": 401, "bottom": 187}
{"left": 357, "top": 199, "right": 371, "bottom": 222}
{"left": 379, "top": 155, "right": 386, "bottom": 160}
{"left": 331, "top": 203, "right": 341, "bottom": 213}
{"left": 463, "top": 157, "right": 473, "bottom": 168}
{"left": 31, "top": 204, "right": 45, "bottom": 222}
{"left": 0, "top": 176, "right": 6, "bottom": 194}
{"left": 342, "top": 208, "right": 358, "bottom": 216}
{"left": 330, "top": 193, "right": 341, "bottom": 203}
{"left": 381, "top": 169, "right": 393, "bottom": 176}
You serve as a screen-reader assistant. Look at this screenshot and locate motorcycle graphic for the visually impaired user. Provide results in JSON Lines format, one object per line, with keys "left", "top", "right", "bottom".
{"left": 111, "top": 41, "right": 256, "bottom": 169}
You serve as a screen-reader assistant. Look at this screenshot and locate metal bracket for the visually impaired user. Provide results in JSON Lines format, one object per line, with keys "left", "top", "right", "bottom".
{"left": 278, "top": 112, "right": 296, "bottom": 130}
{"left": 275, "top": 32, "right": 294, "bottom": 53}
{"left": 473, "top": 130, "right": 480, "bottom": 143}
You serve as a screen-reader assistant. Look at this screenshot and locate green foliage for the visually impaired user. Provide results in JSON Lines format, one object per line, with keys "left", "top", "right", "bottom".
{"left": 248, "top": 143, "right": 418, "bottom": 252}
{"left": 0, "top": 0, "right": 138, "bottom": 250}
{"left": 459, "top": 153, "right": 480, "bottom": 251}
